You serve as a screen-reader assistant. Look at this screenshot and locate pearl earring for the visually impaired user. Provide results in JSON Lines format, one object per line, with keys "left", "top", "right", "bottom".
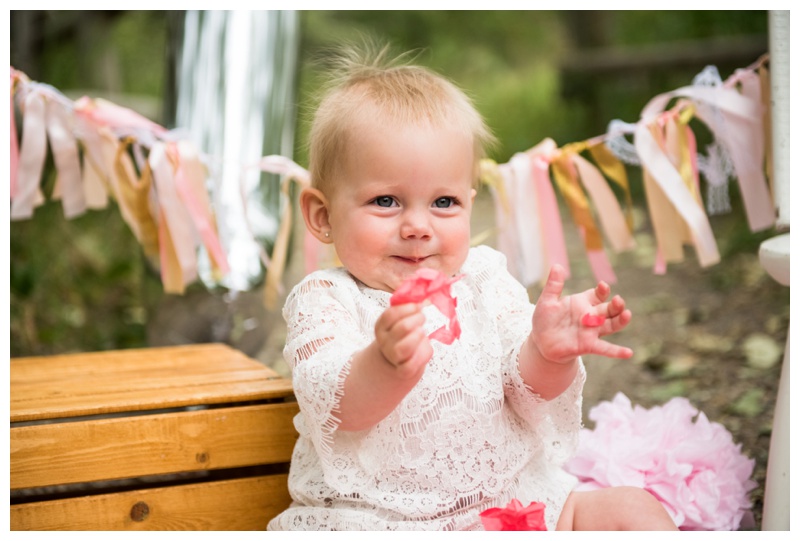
{"left": 324, "top": 231, "right": 330, "bottom": 238}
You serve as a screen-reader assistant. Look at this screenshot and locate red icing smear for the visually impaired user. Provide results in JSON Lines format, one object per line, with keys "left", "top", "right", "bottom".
{"left": 581, "top": 313, "right": 606, "bottom": 327}
{"left": 479, "top": 499, "right": 547, "bottom": 531}
{"left": 390, "top": 268, "right": 462, "bottom": 344}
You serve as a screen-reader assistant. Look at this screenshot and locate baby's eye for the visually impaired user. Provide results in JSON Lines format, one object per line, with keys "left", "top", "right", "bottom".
{"left": 433, "top": 197, "right": 456, "bottom": 208}
{"left": 373, "top": 196, "right": 396, "bottom": 207}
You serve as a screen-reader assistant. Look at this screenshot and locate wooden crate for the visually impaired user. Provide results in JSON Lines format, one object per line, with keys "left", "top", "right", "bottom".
{"left": 10, "top": 343, "right": 299, "bottom": 530}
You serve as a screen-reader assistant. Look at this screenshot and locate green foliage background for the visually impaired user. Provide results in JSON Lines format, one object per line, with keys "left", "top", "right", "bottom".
{"left": 9, "top": 10, "right": 773, "bottom": 357}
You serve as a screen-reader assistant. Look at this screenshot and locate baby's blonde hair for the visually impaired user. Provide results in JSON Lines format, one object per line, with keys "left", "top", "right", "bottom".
{"left": 308, "top": 42, "right": 496, "bottom": 194}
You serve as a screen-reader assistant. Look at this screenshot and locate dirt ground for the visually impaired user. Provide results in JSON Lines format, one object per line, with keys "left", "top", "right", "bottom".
{"left": 149, "top": 191, "right": 790, "bottom": 530}
{"left": 569, "top": 235, "right": 789, "bottom": 531}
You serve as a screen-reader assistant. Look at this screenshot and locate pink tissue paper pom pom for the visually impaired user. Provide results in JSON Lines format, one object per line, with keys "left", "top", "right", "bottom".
{"left": 564, "top": 392, "right": 757, "bottom": 531}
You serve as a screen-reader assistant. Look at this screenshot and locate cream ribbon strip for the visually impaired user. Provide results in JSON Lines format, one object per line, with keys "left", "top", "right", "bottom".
{"left": 571, "top": 152, "right": 636, "bottom": 254}
{"left": 240, "top": 155, "right": 323, "bottom": 308}
{"left": 47, "top": 97, "right": 86, "bottom": 219}
{"left": 11, "top": 90, "right": 47, "bottom": 219}
{"left": 9, "top": 59, "right": 775, "bottom": 299}
{"left": 10, "top": 69, "right": 20, "bottom": 199}
{"left": 150, "top": 141, "right": 199, "bottom": 293}
{"left": 509, "top": 152, "right": 546, "bottom": 287}
{"left": 635, "top": 120, "right": 720, "bottom": 269}
{"left": 640, "top": 83, "right": 774, "bottom": 233}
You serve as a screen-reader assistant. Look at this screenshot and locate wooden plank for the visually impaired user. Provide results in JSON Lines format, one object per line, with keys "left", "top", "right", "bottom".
{"left": 10, "top": 474, "right": 292, "bottom": 530}
{"left": 10, "top": 343, "right": 295, "bottom": 422}
{"left": 11, "top": 403, "right": 299, "bottom": 490}
{"left": 11, "top": 378, "right": 294, "bottom": 423}
{"left": 10, "top": 363, "right": 271, "bottom": 393}
{"left": 10, "top": 343, "right": 260, "bottom": 379}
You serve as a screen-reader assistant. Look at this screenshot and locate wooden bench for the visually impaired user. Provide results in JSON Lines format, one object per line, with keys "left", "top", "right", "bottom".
{"left": 10, "top": 343, "right": 299, "bottom": 530}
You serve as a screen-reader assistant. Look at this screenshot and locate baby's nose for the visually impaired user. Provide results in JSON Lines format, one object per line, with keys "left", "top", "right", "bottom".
{"left": 400, "top": 210, "right": 432, "bottom": 239}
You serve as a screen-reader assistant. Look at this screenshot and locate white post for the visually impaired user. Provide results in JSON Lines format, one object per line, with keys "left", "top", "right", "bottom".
{"left": 768, "top": 10, "right": 790, "bottom": 229}
{"left": 759, "top": 9, "right": 790, "bottom": 531}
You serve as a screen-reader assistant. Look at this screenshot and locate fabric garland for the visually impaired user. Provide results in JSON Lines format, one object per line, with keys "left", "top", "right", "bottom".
{"left": 10, "top": 56, "right": 777, "bottom": 303}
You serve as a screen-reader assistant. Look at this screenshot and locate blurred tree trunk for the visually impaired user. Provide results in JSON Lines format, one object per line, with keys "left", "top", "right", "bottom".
{"left": 11, "top": 11, "right": 125, "bottom": 88}
{"left": 162, "top": 10, "right": 185, "bottom": 128}
{"left": 10, "top": 11, "right": 44, "bottom": 79}
{"left": 562, "top": 11, "right": 610, "bottom": 133}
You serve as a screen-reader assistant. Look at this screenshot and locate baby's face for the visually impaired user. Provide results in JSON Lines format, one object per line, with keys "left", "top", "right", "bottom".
{"left": 325, "top": 119, "right": 476, "bottom": 293}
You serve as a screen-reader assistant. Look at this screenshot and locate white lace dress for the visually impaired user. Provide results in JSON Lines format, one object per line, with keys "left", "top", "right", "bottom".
{"left": 268, "top": 246, "right": 585, "bottom": 531}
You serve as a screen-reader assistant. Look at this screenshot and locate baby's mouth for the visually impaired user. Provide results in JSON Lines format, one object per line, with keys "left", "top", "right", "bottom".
{"left": 394, "top": 255, "right": 428, "bottom": 264}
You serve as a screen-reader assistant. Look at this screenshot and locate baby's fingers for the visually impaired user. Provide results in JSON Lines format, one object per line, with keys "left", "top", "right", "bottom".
{"left": 608, "top": 308, "right": 633, "bottom": 333}
{"left": 377, "top": 303, "right": 422, "bottom": 333}
{"left": 394, "top": 333, "right": 434, "bottom": 379}
{"left": 582, "top": 296, "right": 631, "bottom": 332}
{"left": 376, "top": 305, "right": 430, "bottom": 364}
{"left": 592, "top": 281, "right": 611, "bottom": 303}
{"left": 392, "top": 326, "right": 428, "bottom": 363}
{"left": 538, "top": 264, "right": 567, "bottom": 305}
{"left": 591, "top": 338, "right": 633, "bottom": 359}
{"left": 606, "top": 295, "right": 627, "bottom": 319}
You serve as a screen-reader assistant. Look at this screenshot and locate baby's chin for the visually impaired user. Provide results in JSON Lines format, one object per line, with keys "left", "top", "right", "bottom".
{"left": 344, "top": 271, "right": 397, "bottom": 294}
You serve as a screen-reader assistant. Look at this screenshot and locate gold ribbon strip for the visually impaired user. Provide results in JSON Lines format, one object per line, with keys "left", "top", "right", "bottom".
{"left": 263, "top": 177, "right": 295, "bottom": 309}
{"left": 551, "top": 152, "right": 603, "bottom": 251}
{"left": 113, "top": 136, "right": 160, "bottom": 261}
{"left": 587, "top": 142, "right": 635, "bottom": 232}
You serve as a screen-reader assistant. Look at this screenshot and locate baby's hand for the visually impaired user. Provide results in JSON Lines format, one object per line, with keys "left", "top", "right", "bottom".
{"left": 531, "top": 264, "right": 633, "bottom": 365}
{"left": 374, "top": 303, "right": 434, "bottom": 379}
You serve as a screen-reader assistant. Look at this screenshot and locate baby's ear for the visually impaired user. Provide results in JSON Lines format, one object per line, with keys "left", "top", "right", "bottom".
{"left": 300, "top": 187, "right": 333, "bottom": 244}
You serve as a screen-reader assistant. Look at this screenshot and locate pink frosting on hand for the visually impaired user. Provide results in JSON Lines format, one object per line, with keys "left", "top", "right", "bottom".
{"left": 581, "top": 313, "right": 606, "bottom": 327}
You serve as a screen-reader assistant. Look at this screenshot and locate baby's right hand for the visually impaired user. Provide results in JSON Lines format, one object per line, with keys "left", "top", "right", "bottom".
{"left": 374, "top": 303, "right": 433, "bottom": 380}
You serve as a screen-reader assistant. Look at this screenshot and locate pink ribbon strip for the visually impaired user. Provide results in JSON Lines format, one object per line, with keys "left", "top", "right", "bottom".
{"left": 11, "top": 91, "right": 47, "bottom": 219}
{"left": 150, "top": 142, "right": 199, "bottom": 290}
{"left": 586, "top": 243, "right": 618, "bottom": 285}
{"left": 531, "top": 154, "right": 571, "bottom": 279}
{"left": 74, "top": 96, "right": 168, "bottom": 136}
{"left": 170, "top": 141, "right": 230, "bottom": 275}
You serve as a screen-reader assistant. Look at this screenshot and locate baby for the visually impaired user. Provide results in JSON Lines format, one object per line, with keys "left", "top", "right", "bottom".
{"left": 267, "top": 44, "right": 677, "bottom": 531}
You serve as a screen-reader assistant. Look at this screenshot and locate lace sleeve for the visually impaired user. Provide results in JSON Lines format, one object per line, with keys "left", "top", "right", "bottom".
{"left": 282, "top": 272, "right": 371, "bottom": 468}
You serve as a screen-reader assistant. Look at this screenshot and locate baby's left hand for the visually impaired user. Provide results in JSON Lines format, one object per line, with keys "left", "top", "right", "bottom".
{"left": 530, "top": 264, "right": 633, "bottom": 365}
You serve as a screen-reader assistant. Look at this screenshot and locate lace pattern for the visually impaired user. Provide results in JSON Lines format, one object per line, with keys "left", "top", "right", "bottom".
{"left": 269, "top": 246, "right": 584, "bottom": 531}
